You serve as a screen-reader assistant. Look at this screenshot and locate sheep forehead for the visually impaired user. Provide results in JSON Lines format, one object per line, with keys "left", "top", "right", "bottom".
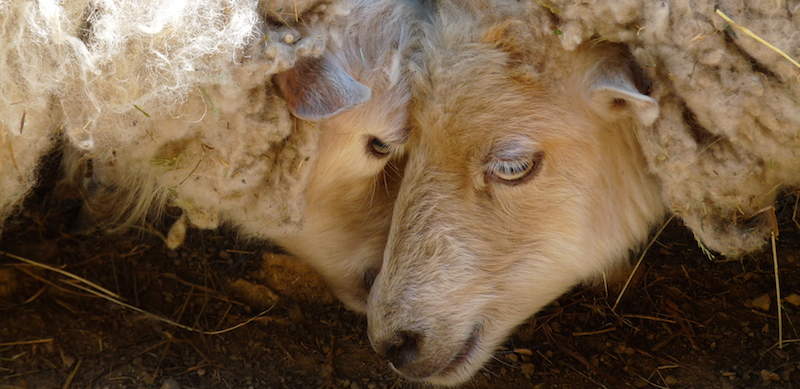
{"left": 415, "top": 50, "right": 566, "bottom": 147}
{"left": 416, "top": 71, "right": 562, "bottom": 155}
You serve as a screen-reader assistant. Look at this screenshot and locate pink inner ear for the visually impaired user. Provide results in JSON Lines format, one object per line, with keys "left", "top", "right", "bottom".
{"left": 588, "top": 70, "right": 659, "bottom": 127}
{"left": 275, "top": 56, "right": 371, "bottom": 121}
{"left": 611, "top": 98, "right": 627, "bottom": 109}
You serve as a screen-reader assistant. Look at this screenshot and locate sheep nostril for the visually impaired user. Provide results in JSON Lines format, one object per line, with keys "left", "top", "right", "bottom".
{"left": 384, "top": 331, "right": 421, "bottom": 370}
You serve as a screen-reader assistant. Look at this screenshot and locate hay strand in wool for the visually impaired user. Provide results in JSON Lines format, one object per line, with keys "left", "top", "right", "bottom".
{"left": 715, "top": 9, "right": 800, "bottom": 72}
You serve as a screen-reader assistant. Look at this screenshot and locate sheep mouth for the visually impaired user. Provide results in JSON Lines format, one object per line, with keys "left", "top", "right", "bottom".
{"left": 434, "top": 324, "right": 482, "bottom": 378}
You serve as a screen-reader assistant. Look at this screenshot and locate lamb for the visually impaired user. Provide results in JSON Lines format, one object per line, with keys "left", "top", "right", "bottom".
{"left": 366, "top": 0, "right": 799, "bottom": 385}
{"left": 3, "top": 0, "right": 428, "bottom": 313}
{"left": 223, "top": 0, "right": 426, "bottom": 311}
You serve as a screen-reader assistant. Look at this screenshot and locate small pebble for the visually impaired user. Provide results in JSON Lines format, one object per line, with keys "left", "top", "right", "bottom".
{"left": 160, "top": 378, "right": 180, "bottom": 389}
{"left": 520, "top": 363, "right": 535, "bottom": 377}
{"left": 760, "top": 369, "right": 780, "bottom": 382}
{"left": 633, "top": 378, "right": 648, "bottom": 388}
{"left": 664, "top": 375, "right": 678, "bottom": 385}
{"left": 196, "top": 369, "right": 206, "bottom": 376}
{"left": 62, "top": 354, "right": 76, "bottom": 368}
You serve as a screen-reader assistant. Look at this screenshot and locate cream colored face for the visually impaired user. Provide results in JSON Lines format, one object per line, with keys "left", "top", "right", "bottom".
{"left": 366, "top": 6, "right": 663, "bottom": 384}
{"left": 270, "top": 0, "right": 425, "bottom": 313}
{"left": 277, "top": 87, "right": 409, "bottom": 313}
{"left": 369, "top": 77, "right": 611, "bottom": 385}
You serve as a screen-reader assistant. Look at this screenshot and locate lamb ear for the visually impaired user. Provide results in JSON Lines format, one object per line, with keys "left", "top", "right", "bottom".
{"left": 588, "top": 71, "right": 659, "bottom": 127}
{"left": 274, "top": 56, "right": 371, "bottom": 121}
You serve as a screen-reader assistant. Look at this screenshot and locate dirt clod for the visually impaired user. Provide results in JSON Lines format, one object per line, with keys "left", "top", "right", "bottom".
{"left": 760, "top": 369, "right": 780, "bottom": 382}
{"left": 784, "top": 293, "right": 800, "bottom": 306}
{"left": 228, "top": 278, "right": 279, "bottom": 309}
{"left": 751, "top": 294, "right": 771, "bottom": 311}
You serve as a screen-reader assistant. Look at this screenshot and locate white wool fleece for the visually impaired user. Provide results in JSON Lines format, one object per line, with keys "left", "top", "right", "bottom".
{"left": 548, "top": 0, "right": 800, "bottom": 255}
{"left": 0, "top": 0, "right": 259, "bottom": 229}
{"left": 0, "top": 0, "right": 345, "bottom": 234}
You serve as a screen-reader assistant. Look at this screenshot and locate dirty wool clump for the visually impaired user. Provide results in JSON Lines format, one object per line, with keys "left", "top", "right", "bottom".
{"left": 0, "top": 0, "right": 345, "bottom": 236}
{"left": 549, "top": 0, "right": 800, "bottom": 255}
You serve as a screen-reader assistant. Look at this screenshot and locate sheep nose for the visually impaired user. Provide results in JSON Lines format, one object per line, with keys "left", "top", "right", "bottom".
{"left": 382, "top": 331, "right": 422, "bottom": 370}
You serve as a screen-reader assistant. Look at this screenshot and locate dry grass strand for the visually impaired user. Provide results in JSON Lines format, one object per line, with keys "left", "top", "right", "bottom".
{"left": 715, "top": 9, "right": 800, "bottom": 71}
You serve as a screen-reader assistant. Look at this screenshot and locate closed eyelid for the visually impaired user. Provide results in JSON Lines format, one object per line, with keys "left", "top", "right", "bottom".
{"left": 380, "top": 126, "right": 410, "bottom": 145}
{"left": 484, "top": 151, "right": 543, "bottom": 185}
{"left": 487, "top": 143, "right": 540, "bottom": 162}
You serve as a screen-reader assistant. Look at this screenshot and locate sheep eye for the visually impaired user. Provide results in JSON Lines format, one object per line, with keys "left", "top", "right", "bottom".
{"left": 487, "top": 153, "right": 542, "bottom": 184}
{"left": 368, "top": 136, "right": 392, "bottom": 158}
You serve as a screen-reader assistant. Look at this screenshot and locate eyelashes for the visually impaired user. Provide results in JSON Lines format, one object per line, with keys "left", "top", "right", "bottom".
{"left": 367, "top": 136, "right": 393, "bottom": 158}
{"left": 486, "top": 152, "right": 543, "bottom": 185}
{"left": 367, "top": 134, "right": 543, "bottom": 185}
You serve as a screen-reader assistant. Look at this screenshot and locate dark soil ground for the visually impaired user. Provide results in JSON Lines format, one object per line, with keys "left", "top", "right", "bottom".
{"left": 1, "top": 158, "right": 799, "bottom": 389}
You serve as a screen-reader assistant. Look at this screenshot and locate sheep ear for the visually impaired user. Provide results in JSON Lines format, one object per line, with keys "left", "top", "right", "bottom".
{"left": 588, "top": 70, "right": 659, "bottom": 127}
{"left": 275, "top": 56, "right": 371, "bottom": 121}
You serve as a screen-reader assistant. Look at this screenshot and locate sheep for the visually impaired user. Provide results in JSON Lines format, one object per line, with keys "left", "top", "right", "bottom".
{"left": 1, "top": 0, "right": 264, "bottom": 233}
{"left": 3, "top": 0, "right": 428, "bottom": 313}
{"left": 549, "top": 0, "right": 800, "bottom": 256}
{"left": 226, "top": 0, "right": 427, "bottom": 311}
{"left": 366, "top": 0, "right": 800, "bottom": 385}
